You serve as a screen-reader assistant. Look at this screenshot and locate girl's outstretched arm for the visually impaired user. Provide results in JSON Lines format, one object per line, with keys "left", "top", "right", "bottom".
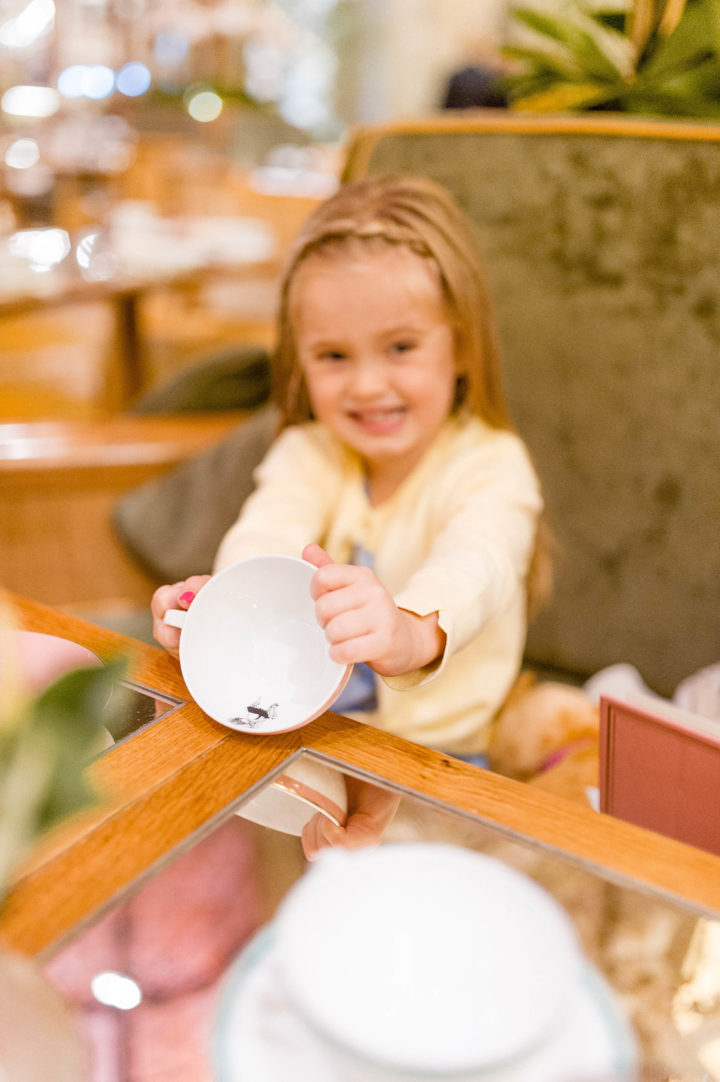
{"left": 303, "top": 543, "right": 446, "bottom": 678}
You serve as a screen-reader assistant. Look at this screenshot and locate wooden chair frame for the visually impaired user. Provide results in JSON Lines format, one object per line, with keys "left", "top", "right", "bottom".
{"left": 341, "top": 111, "right": 720, "bottom": 182}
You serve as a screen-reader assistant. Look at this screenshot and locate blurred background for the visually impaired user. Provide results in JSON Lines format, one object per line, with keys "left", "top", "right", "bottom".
{"left": 0, "top": 0, "right": 513, "bottom": 420}
{"left": 4, "top": 0, "right": 719, "bottom": 420}
{"left": 4, "top": 0, "right": 719, "bottom": 632}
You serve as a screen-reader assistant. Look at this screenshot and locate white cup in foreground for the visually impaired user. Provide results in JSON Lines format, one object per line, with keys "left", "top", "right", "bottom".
{"left": 214, "top": 844, "right": 638, "bottom": 1081}
{"left": 163, "top": 555, "right": 350, "bottom": 734}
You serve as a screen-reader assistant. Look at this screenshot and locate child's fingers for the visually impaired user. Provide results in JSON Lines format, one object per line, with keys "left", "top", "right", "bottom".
{"left": 322, "top": 606, "right": 378, "bottom": 649}
{"left": 151, "top": 575, "right": 210, "bottom": 657}
{"left": 302, "top": 542, "right": 334, "bottom": 569}
{"left": 151, "top": 576, "right": 208, "bottom": 619}
{"left": 310, "top": 561, "right": 375, "bottom": 605}
{"left": 314, "top": 569, "right": 390, "bottom": 631}
{"left": 301, "top": 813, "right": 345, "bottom": 860}
{"left": 328, "top": 628, "right": 396, "bottom": 667}
{"left": 314, "top": 579, "right": 366, "bottom": 625}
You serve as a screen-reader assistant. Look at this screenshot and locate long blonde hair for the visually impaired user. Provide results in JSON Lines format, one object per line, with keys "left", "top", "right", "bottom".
{"left": 273, "top": 173, "right": 551, "bottom": 613}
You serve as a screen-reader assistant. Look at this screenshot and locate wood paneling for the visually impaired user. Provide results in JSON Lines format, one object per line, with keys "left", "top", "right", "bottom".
{"left": 0, "top": 415, "right": 243, "bottom": 608}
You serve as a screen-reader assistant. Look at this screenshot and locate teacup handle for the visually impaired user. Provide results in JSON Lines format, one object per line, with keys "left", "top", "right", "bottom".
{"left": 163, "top": 609, "right": 187, "bottom": 629}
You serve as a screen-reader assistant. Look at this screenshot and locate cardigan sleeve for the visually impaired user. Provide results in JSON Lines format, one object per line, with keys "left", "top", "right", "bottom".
{"left": 385, "top": 432, "right": 542, "bottom": 690}
{"left": 213, "top": 425, "right": 344, "bottom": 570}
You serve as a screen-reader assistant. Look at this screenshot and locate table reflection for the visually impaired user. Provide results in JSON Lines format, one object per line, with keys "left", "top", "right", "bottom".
{"left": 40, "top": 756, "right": 720, "bottom": 1082}
{"left": 104, "top": 680, "right": 183, "bottom": 745}
{"left": 43, "top": 815, "right": 266, "bottom": 1082}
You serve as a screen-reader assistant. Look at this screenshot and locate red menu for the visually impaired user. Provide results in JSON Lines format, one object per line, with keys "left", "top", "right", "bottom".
{"left": 600, "top": 693, "right": 720, "bottom": 856}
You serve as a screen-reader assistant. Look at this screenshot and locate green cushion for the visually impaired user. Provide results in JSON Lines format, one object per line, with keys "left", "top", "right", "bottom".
{"left": 130, "top": 346, "right": 271, "bottom": 414}
{"left": 112, "top": 406, "right": 278, "bottom": 582}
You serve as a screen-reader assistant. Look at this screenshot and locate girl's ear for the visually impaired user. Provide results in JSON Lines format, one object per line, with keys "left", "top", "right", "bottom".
{"left": 453, "top": 371, "right": 469, "bottom": 409}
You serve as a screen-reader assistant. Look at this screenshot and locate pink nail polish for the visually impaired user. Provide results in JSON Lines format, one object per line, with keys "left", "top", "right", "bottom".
{"left": 179, "top": 591, "right": 195, "bottom": 605}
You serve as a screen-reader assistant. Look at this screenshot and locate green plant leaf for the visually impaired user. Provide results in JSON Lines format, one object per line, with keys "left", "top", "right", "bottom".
{"left": 640, "top": 0, "right": 716, "bottom": 79}
{"left": 593, "top": 11, "right": 629, "bottom": 34}
{"left": 628, "top": 54, "right": 720, "bottom": 108}
{"left": 509, "top": 6, "right": 625, "bottom": 82}
{"left": 0, "top": 655, "right": 131, "bottom": 899}
{"left": 503, "top": 44, "right": 595, "bottom": 81}
{"left": 625, "top": 90, "right": 720, "bottom": 113}
{"left": 628, "top": 0, "right": 662, "bottom": 58}
{"left": 708, "top": 0, "right": 720, "bottom": 51}
{"left": 511, "top": 6, "right": 590, "bottom": 48}
{"left": 506, "top": 0, "right": 720, "bottom": 114}
{"left": 10, "top": 657, "right": 129, "bottom": 840}
{"left": 503, "top": 70, "right": 568, "bottom": 104}
{"left": 564, "top": 24, "right": 627, "bottom": 80}
{"left": 511, "top": 80, "right": 624, "bottom": 111}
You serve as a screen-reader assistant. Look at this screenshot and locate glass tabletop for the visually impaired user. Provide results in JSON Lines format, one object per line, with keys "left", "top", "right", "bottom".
{"left": 40, "top": 754, "right": 720, "bottom": 1082}
{"left": 6, "top": 596, "right": 719, "bottom": 1081}
{"left": 104, "top": 680, "right": 184, "bottom": 745}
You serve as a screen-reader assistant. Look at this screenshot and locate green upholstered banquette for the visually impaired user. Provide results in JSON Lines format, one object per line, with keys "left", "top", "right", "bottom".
{"left": 344, "top": 114, "right": 720, "bottom": 695}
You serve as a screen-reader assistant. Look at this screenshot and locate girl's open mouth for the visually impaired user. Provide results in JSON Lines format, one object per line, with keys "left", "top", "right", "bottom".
{"left": 350, "top": 407, "right": 406, "bottom": 435}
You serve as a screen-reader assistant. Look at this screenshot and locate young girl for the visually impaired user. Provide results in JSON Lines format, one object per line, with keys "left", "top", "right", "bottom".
{"left": 152, "top": 174, "right": 548, "bottom": 851}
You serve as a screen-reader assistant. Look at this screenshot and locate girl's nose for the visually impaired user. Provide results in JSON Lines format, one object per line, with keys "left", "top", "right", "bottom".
{"left": 347, "top": 357, "right": 387, "bottom": 397}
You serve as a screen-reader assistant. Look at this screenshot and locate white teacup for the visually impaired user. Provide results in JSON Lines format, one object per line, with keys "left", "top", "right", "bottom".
{"left": 214, "top": 844, "right": 639, "bottom": 1081}
{"left": 163, "top": 555, "right": 351, "bottom": 734}
{"left": 236, "top": 755, "right": 348, "bottom": 837}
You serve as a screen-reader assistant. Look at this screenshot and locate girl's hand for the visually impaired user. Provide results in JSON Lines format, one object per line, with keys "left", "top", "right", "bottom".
{"left": 302, "top": 543, "right": 444, "bottom": 677}
{"left": 301, "top": 777, "right": 401, "bottom": 861}
{"left": 151, "top": 575, "right": 212, "bottom": 658}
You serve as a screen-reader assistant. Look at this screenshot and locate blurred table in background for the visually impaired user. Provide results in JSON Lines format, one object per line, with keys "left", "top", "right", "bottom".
{"left": 0, "top": 412, "right": 245, "bottom": 621}
{"left": 0, "top": 209, "right": 280, "bottom": 409}
{"left": 0, "top": 133, "right": 336, "bottom": 420}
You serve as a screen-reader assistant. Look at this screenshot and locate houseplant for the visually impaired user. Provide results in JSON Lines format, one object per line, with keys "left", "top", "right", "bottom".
{"left": 0, "top": 610, "right": 128, "bottom": 1081}
{"left": 504, "top": 0, "right": 720, "bottom": 116}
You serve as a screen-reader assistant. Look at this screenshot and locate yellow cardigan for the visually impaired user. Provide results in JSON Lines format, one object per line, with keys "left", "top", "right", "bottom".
{"left": 214, "top": 413, "right": 542, "bottom": 755}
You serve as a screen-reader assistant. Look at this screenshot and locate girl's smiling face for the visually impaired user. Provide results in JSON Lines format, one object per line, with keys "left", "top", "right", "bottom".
{"left": 291, "top": 246, "right": 459, "bottom": 502}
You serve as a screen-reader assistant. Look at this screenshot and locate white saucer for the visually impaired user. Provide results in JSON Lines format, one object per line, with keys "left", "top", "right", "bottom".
{"left": 213, "top": 927, "right": 637, "bottom": 1082}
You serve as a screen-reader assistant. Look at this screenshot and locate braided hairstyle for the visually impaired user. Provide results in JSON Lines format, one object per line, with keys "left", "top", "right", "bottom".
{"left": 274, "top": 173, "right": 509, "bottom": 432}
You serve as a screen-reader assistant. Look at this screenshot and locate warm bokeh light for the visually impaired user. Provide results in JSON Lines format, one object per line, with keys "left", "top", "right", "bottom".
{"left": 0, "top": 0, "right": 55, "bottom": 50}
{"left": 1, "top": 85, "right": 59, "bottom": 118}
{"left": 185, "top": 88, "right": 223, "bottom": 123}
{"left": 75, "top": 231, "right": 118, "bottom": 282}
{"left": 9, "top": 228, "right": 70, "bottom": 271}
{"left": 4, "top": 138, "right": 40, "bottom": 169}
{"left": 91, "top": 971, "right": 143, "bottom": 1011}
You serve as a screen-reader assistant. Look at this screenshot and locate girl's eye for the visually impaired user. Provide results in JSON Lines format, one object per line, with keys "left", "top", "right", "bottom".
{"left": 320, "top": 349, "right": 347, "bottom": 362}
{"left": 391, "top": 340, "right": 415, "bottom": 355}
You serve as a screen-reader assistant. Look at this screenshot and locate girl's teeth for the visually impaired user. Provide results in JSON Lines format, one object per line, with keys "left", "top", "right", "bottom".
{"left": 360, "top": 409, "right": 400, "bottom": 420}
